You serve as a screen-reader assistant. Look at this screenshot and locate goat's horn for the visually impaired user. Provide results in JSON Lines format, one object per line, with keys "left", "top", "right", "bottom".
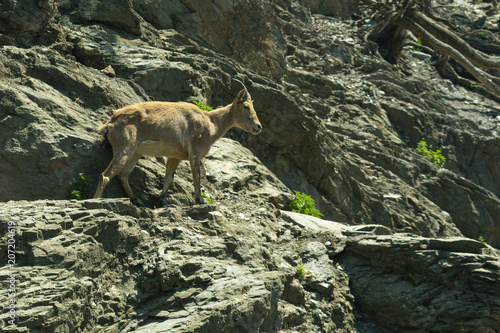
{"left": 234, "top": 78, "right": 252, "bottom": 101}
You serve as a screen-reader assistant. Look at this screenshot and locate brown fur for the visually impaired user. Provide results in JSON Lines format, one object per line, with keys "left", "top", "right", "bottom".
{"left": 94, "top": 89, "right": 261, "bottom": 205}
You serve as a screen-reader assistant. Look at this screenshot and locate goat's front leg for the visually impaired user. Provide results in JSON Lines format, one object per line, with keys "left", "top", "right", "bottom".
{"left": 159, "top": 158, "right": 181, "bottom": 207}
{"left": 189, "top": 152, "right": 205, "bottom": 204}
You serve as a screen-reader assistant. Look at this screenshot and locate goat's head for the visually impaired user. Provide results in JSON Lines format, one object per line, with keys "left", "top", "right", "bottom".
{"left": 232, "top": 89, "right": 262, "bottom": 134}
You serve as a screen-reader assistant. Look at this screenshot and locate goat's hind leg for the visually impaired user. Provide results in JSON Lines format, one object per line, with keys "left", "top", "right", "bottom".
{"left": 94, "top": 172, "right": 110, "bottom": 199}
{"left": 117, "top": 153, "right": 144, "bottom": 207}
{"left": 94, "top": 154, "right": 128, "bottom": 199}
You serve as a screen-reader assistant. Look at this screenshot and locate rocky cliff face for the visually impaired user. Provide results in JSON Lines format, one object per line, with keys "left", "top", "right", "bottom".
{"left": 1, "top": 0, "right": 500, "bottom": 332}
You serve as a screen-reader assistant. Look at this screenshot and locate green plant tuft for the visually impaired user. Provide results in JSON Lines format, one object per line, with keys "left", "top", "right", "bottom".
{"left": 290, "top": 191, "right": 323, "bottom": 218}
{"left": 192, "top": 101, "right": 213, "bottom": 111}
{"left": 411, "top": 140, "right": 446, "bottom": 167}
{"left": 296, "top": 264, "right": 307, "bottom": 280}
{"left": 201, "top": 191, "right": 214, "bottom": 204}
{"left": 414, "top": 37, "right": 423, "bottom": 52}
{"left": 478, "top": 236, "right": 488, "bottom": 245}
{"left": 70, "top": 173, "right": 91, "bottom": 200}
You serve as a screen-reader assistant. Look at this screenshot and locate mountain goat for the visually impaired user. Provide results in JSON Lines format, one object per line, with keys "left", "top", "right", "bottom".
{"left": 94, "top": 81, "right": 261, "bottom": 206}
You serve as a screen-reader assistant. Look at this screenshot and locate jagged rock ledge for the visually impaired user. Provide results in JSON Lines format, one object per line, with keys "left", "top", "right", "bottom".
{"left": 1, "top": 198, "right": 498, "bottom": 332}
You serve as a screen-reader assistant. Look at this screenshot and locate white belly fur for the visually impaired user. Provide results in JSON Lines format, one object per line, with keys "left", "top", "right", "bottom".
{"left": 137, "top": 140, "right": 186, "bottom": 159}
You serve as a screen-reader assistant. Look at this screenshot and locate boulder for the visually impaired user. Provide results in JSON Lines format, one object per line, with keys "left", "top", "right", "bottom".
{"left": 341, "top": 234, "right": 500, "bottom": 332}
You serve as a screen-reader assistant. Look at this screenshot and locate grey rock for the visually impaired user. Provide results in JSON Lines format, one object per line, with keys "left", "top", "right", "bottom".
{"left": 340, "top": 234, "right": 500, "bottom": 332}
{"left": 1, "top": 0, "right": 500, "bottom": 332}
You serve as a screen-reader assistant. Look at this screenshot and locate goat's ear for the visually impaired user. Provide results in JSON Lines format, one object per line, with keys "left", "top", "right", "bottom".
{"left": 235, "top": 89, "right": 247, "bottom": 103}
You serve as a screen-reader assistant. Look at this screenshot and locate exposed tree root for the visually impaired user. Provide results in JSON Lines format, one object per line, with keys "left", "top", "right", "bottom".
{"left": 365, "top": 0, "right": 500, "bottom": 98}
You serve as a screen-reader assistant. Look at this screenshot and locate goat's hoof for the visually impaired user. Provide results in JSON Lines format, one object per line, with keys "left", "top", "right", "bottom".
{"left": 159, "top": 196, "right": 180, "bottom": 207}
{"left": 159, "top": 196, "right": 171, "bottom": 208}
{"left": 131, "top": 198, "right": 145, "bottom": 207}
{"left": 195, "top": 196, "right": 206, "bottom": 205}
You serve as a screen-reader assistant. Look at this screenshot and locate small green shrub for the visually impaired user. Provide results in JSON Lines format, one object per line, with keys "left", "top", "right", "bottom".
{"left": 201, "top": 191, "right": 214, "bottom": 204}
{"left": 192, "top": 101, "right": 213, "bottom": 111}
{"left": 478, "top": 236, "right": 488, "bottom": 245}
{"left": 296, "top": 264, "right": 307, "bottom": 280}
{"left": 290, "top": 191, "right": 323, "bottom": 218}
{"left": 411, "top": 140, "right": 446, "bottom": 167}
{"left": 70, "top": 173, "right": 91, "bottom": 200}
{"left": 414, "top": 37, "right": 423, "bottom": 52}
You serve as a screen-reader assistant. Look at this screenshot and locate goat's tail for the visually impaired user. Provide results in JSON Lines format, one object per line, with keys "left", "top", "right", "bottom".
{"left": 98, "top": 122, "right": 109, "bottom": 136}
{"left": 97, "top": 122, "right": 112, "bottom": 151}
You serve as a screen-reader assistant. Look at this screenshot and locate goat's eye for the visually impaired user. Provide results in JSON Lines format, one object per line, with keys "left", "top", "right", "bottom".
{"left": 243, "top": 105, "right": 250, "bottom": 109}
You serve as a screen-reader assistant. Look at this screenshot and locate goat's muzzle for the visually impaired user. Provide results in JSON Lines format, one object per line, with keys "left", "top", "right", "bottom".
{"left": 252, "top": 123, "right": 262, "bottom": 134}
